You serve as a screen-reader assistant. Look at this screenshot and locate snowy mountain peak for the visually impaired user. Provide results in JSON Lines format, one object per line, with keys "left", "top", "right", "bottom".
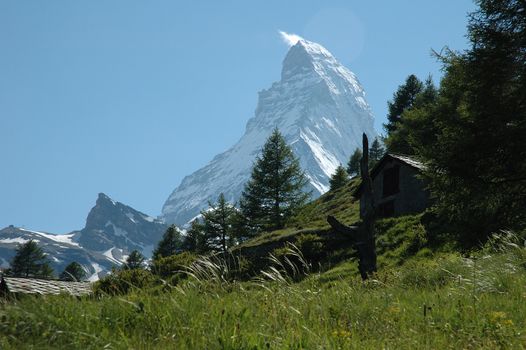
{"left": 79, "top": 193, "right": 167, "bottom": 255}
{"left": 162, "top": 36, "right": 376, "bottom": 226}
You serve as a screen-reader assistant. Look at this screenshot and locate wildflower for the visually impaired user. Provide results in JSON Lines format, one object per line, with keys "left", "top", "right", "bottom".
{"left": 387, "top": 306, "right": 400, "bottom": 314}
{"left": 332, "top": 329, "right": 351, "bottom": 338}
{"left": 489, "top": 311, "right": 507, "bottom": 323}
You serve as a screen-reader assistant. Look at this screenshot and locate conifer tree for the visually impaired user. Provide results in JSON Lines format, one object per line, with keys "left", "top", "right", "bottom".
{"left": 240, "top": 129, "right": 310, "bottom": 232}
{"left": 153, "top": 225, "right": 183, "bottom": 260}
{"left": 346, "top": 148, "right": 362, "bottom": 177}
{"left": 369, "top": 138, "right": 385, "bottom": 168}
{"left": 124, "top": 250, "right": 145, "bottom": 270}
{"left": 388, "top": 0, "right": 526, "bottom": 243}
{"left": 201, "top": 193, "right": 237, "bottom": 254}
{"left": 182, "top": 219, "right": 209, "bottom": 253}
{"left": 329, "top": 165, "right": 349, "bottom": 191}
{"left": 60, "top": 262, "right": 86, "bottom": 281}
{"left": 384, "top": 74, "right": 423, "bottom": 134}
{"left": 9, "top": 240, "right": 54, "bottom": 278}
{"left": 385, "top": 76, "right": 438, "bottom": 154}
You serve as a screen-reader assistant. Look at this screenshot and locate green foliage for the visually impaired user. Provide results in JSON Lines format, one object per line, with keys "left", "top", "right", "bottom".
{"left": 288, "top": 178, "right": 360, "bottom": 230}
{"left": 385, "top": 76, "right": 438, "bottom": 155}
{"left": 152, "top": 225, "right": 183, "bottom": 260}
{"left": 329, "top": 165, "right": 349, "bottom": 191}
{"left": 59, "top": 262, "right": 86, "bottom": 281}
{"left": 93, "top": 268, "right": 158, "bottom": 296}
{"left": 295, "top": 233, "right": 324, "bottom": 263}
{"left": 3, "top": 240, "right": 526, "bottom": 349}
{"left": 346, "top": 148, "right": 362, "bottom": 177}
{"left": 240, "top": 128, "right": 310, "bottom": 232}
{"left": 368, "top": 137, "right": 384, "bottom": 168}
{"left": 151, "top": 251, "right": 198, "bottom": 282}
{"left": 389, "top": 0, "right": 526, "bottom": 244}
{"left": 8, "top": 239, "right": 54, "bottom": 279}
{"left": 384, "top": 74, "right": 424, "bottom": 135}
{"left": 201, "top": 193, "right": 238, "bottom": 254}
{"left": 182, "top": 219, "right": 209, "bottom": 253}
{"left": 124, "top": 250, "right": 145, "bottom": 270}
{"left": 375, "top": 215, "right": 432, "bottom": 263}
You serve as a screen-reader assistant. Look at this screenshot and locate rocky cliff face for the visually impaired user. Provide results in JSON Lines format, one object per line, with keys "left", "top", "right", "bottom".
{"left": 0, "top": 193, "right": 168, "bottom": 281}
{"left": 78, "top": 193, "right": 167, "bottom": 257}
{"left": 162, "top": 38, "right": 376, "bottom": 226}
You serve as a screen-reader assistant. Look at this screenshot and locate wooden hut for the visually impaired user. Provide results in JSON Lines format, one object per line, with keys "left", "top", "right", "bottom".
{"left": 354, "top": 153, "right": 429, "bottom": 218}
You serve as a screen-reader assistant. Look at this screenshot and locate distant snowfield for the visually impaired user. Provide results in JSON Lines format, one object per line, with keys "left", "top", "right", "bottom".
{"left": 19, "top": 228, "right": 79, "bottom": 247}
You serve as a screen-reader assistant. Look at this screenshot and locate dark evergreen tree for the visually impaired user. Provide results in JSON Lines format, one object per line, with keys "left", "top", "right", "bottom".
{"left": 329, "top": 165, "right": 349, "bottom": 191}
{"left": 60, "top": 261, "right": 86, "bottom": 281}
{"left": 369, "top": 138, "right": 385, "bottom": 168}
{"left": 124, "top": 250, "right": 145, "bottom": 270}
{"left": 240, "top": 129, "right": 310, "bottom": 232}
{"left": 346, "top": 148, "right": 362, "bottom": 177}
{"left": 201, "top": 193, "right": 237, "bottom": 254}
{"left": 384, "top": 74, "right": 423, "bottom": 134}
{"left": 395, "top": 0, "right": 526, "bottom": 244}
{"left": 385, "top": 76, "right": 438, "bottom": 154}
{"left": 153, "top": 225, "right": 183, "bottom": 260}
{"left": 9, "top": 240, "right": 54, "bottom": 278}
{"left": 182, "top": 219, "right": 209, "bottom": 253}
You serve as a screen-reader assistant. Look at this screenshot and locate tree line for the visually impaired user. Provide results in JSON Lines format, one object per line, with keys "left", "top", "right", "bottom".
{"left": 381, "top": 0, "right": 526, "bottom": 245}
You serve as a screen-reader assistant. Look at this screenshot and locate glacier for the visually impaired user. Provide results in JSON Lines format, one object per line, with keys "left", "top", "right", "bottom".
{"left": 162, "top": 37, "right": 376, "bottom": 226}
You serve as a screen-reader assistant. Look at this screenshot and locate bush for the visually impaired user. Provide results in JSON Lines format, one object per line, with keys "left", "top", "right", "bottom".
{"left": 151, "top": 252, "right": 198, "bottom": 283}
{"left": 94, "top": 268, "right": 159, "bottom": 296}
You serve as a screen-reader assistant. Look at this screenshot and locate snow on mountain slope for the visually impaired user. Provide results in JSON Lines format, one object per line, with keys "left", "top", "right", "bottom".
{"left": 0, "top": 193, "right": 168, "bottom": 280}
{"left": 162, "top": 36, "right": 376, "bottom": 226}
{"left": 0, "top": 225, "right": 113, "bottom": 281}
{"left": 77, "top": 193, "right": 167, "bottom": 256}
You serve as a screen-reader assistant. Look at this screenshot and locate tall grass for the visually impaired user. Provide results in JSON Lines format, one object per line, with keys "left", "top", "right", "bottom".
{"left": 1, "top": 233, "right": 525, "bottom": 349}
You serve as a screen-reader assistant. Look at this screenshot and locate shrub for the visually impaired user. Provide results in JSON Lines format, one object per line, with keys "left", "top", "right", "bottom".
{"left": 94, "top": 268, "right": 158, "bottom": 296}
{"left": 151, "top": 251, "right": 198, "bottom": 283}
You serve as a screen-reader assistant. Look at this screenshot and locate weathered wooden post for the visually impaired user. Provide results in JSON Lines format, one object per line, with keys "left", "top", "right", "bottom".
{"left": 358, "top": 133, "right": 377, "bottom": 279}
{"left": 327, "top": 133, "right": 377, "bottom": 280}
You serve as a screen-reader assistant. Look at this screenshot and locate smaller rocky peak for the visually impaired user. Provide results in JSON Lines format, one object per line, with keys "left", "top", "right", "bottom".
{"left": 96, "top": 192, "right": 116, "bottom": 206}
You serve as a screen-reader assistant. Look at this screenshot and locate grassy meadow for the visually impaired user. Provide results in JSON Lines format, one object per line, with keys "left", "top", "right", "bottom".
{"left": 1, "top": 183, "right": 525, "bottom": 349}
{"left": 1, "top": 231, "right": 526, "bottom": 349}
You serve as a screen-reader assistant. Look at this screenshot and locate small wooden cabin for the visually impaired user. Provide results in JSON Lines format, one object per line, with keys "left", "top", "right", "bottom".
{"left": 354, "top": 153, "right": 429, "bottom": 218}
{"left": 0, "top": 274, "right": 92, "bottom": 298}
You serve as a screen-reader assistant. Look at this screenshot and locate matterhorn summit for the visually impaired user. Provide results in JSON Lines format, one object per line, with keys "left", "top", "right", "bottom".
{"left": 162, "top": 34, "right": 376, "bottom": 225}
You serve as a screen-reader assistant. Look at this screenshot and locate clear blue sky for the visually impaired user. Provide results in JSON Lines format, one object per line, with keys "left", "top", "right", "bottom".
{"left": 0, "top": 1, "right": 476, "bottom": 233}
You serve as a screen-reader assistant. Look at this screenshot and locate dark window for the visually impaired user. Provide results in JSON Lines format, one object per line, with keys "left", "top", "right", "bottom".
{"left": 378, "top": 200, "right": 395, "bottom": 217}
{"left": 382, "top": 165, "right": 400, "bottom": 197}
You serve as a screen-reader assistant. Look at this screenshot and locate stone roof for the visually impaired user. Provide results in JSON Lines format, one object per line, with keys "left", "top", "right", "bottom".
{"left": 388, "top": 153, "right": 426, "bottom": 171}
{"left": 0, "top": 276, "right": 92, "bottom": 297}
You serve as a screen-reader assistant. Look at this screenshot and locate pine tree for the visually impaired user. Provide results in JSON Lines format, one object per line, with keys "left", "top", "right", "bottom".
{"left": 369, "top": 138, "right": 385, "bottom": 168}
{"left": 329, "top": 165, "right": 349, "bottom": 191}
{"left": 240, "top": 129, "right": 310, "bottom": 232}
{"left": 385, "top": 76, "right": 438, "bottom": 154}
{"left": 182, "top": 219, "right": 209, "bottom": 253}
{"left": 60, "top": 261, "right": 86, "bottom": 281}
{"left": 124, "top": 250, "right": 145, "bottom": 270}
{"left": 384, "top": 74, "right": 423, "bottom": 134}
{"left": 201, "top": 193, "right": 237, "bottom": 254}
{"left": 9, "top": 240, "right": 54, "bottom": 278}
{"left": 346, "top": 148, "right": 362, "bottom": 177}
{"left": 152, "top": 225, "right": 183, "bottom": 260}
{"left": 392, "top": 0, "right": 526, "bottom": 244}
